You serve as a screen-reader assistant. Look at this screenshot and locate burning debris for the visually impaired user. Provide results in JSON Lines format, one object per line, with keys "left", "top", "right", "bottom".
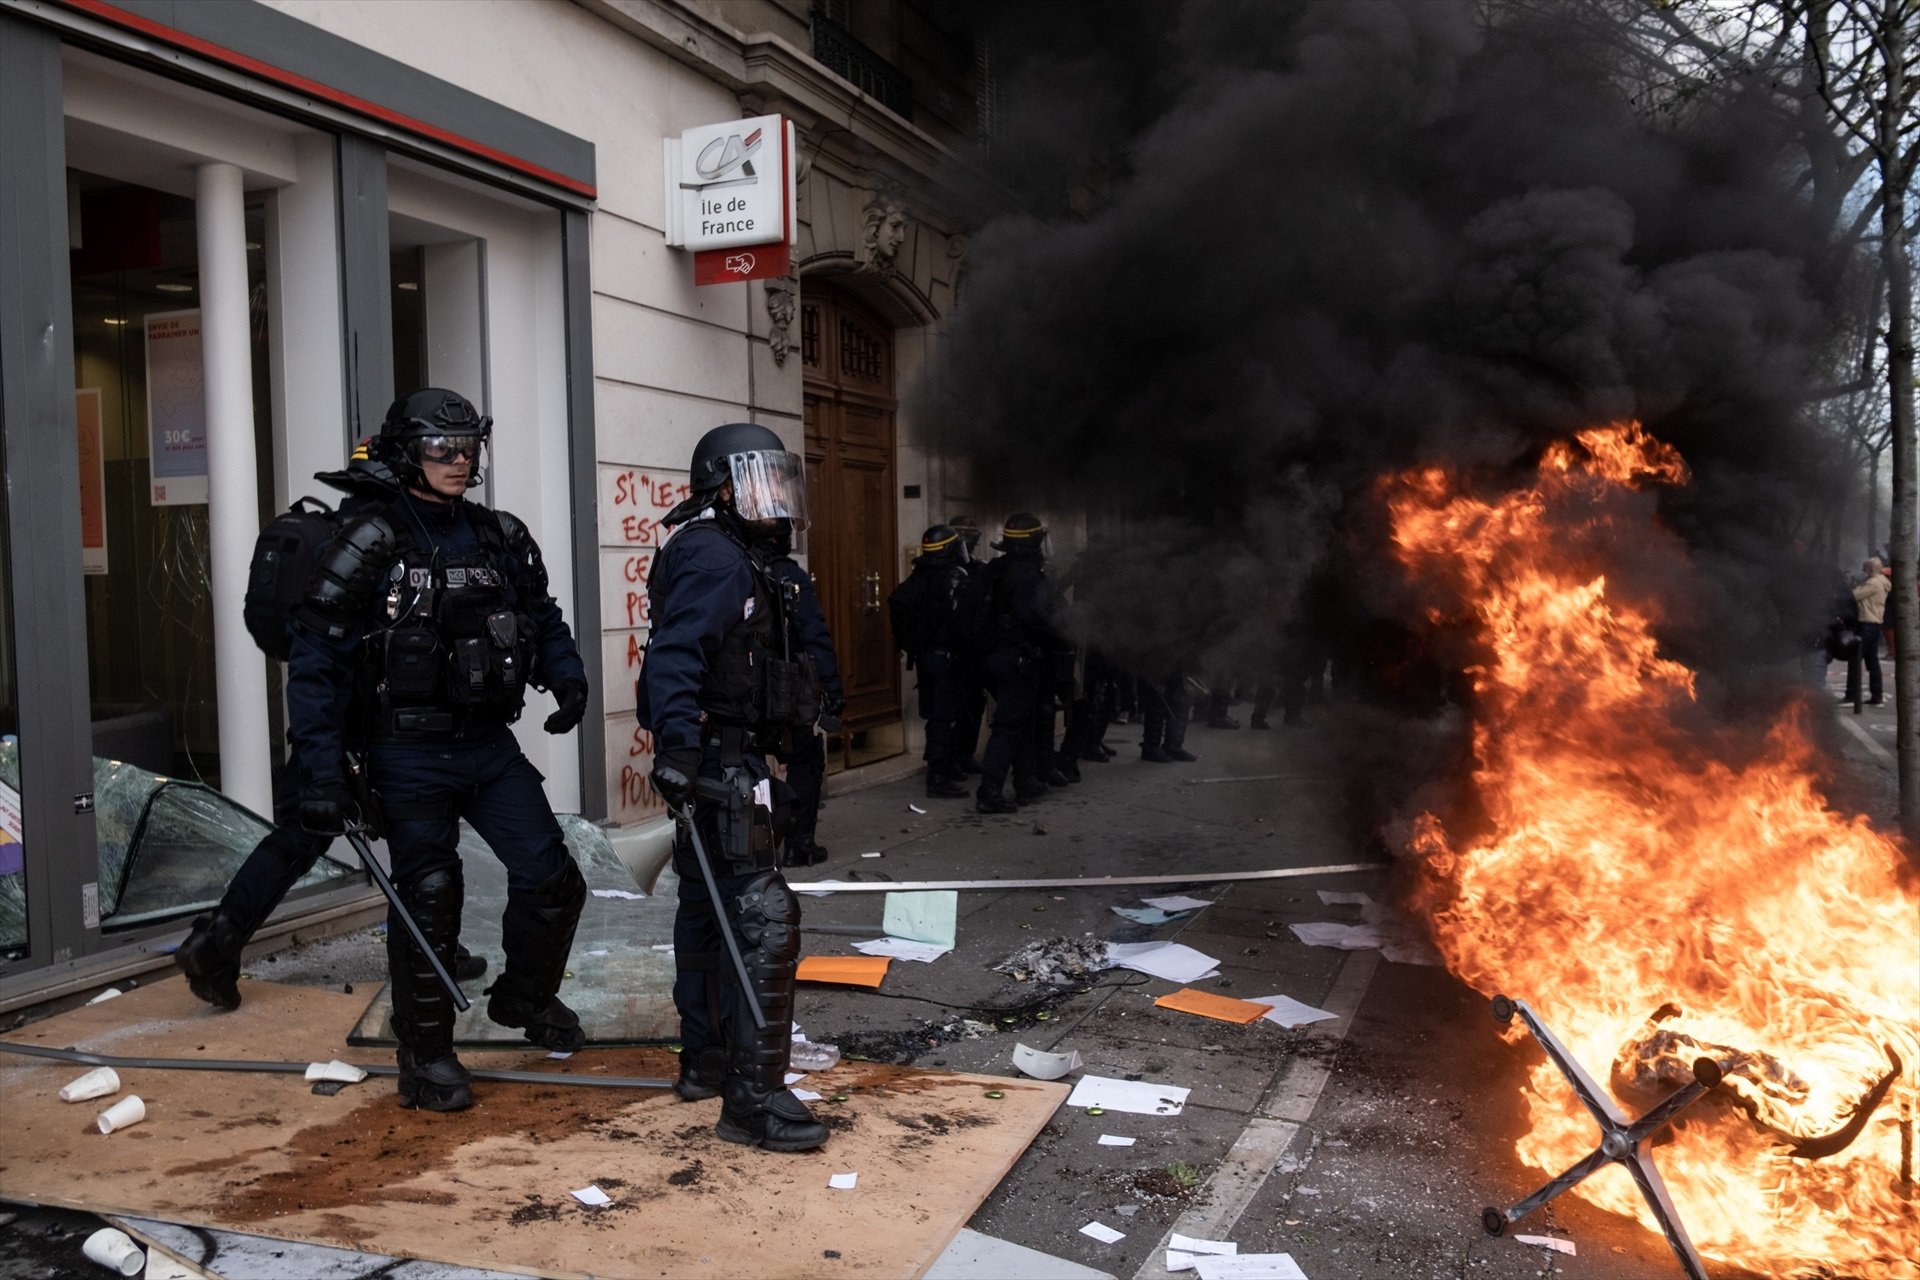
{"left": 1395, "top": 427, "right": 1919, "bottom": 1277}
{"left": 993, "top": 936, "right": 1110, "bottom": 987}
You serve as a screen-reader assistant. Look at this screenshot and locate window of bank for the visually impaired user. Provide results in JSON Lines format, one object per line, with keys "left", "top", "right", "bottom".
{"left": 1, "top": 440, "right": 23, "bottom": 966}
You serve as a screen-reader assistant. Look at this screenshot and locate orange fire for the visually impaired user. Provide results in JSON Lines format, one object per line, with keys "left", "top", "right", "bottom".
{"left": 1390, "top": 423, "right": 1919, "bottom": 1276}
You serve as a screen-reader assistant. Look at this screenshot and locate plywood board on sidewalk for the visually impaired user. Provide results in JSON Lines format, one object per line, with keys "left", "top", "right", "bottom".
{"left": 0, "top": 978, "right": 1065, "bottom": 1279}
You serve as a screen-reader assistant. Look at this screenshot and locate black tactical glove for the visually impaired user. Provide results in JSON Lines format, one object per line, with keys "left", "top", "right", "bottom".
{"left": 650, "top": 745, "right": 703, "bottom": 808}
{"left": 818, "top": 693, "right": 846, "bottom": 734}
{"left": 299, "top": 776, "right": 357, "bottom": 835}
{"left": 543, "top": 678, "right": 590, "bottom": 734}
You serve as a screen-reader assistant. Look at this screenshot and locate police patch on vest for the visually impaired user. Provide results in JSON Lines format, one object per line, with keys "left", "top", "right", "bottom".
{"left": 409, "top": 567, "right": 432, "bottom": 589}
{"left": 445, "top": 566, "right": 500, "bottom": 588}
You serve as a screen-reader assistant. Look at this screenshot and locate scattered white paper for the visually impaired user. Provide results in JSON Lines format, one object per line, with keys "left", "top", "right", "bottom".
{"left": 1097, "top": 1134, "right": 1136, "bottom": 1147}
{"left": 882, "top": 890, "right": 959, "bottom": 947}
{"left": 547, "top": 1051, "right": 574, "bottom": 1060}
{"left": 85, "top": 987, "right": 123, "bottom": 1005}
{"left": 1170, "top": 1234, "right": 1237, "bottom": 1256}
{"left": 851, "top": 937, "right": 952, "bottom": 963}
{"left": 584, "top": 949, "right": 609, "bottom": 957}
{"left": 909, "top": 803, "right": 927, "bottom": 814}
{"left": 303, "top": 1059, "right": 368, "bottom": 1083}
{"left": 651, "top": 943, "right": 676, "bottom": 952}
{"left": 860, "top": 851, "right": 884, "bottom": 858}
{"left": 1250, "top": 994, "right": 1339, "bottom": 1028}
{"left": 591, "top": 888, "right": 646, "bottom": 900}
{"left": 1011, "top": 1042, "right": 1083, "bottom": 1080}
{"left": 829, "top": 1172, "right": 858, "bottom": 1190}
{"left": 793, "top": 1088, "right": 823, "bottom": 1102}
{"left": 1103, "top": 941, "right": 1223, "bottom": 984}
{"left": 1193, "top": 1255, "right": 1307, "bottom": 1280}
{"left": 785, "top": 1071, "right": 807, "bottom": 1085}
{"left": 570, "top": 1185, "right": 611, "bottom": 1206}
{"left": 1514, "top": 1235, "right": 1576, "bottom": 1256}
{"left": 1066, "top": 1073, "right": 1189, "bottom": 1116}
{"left": 1287, "top": 920, "right": 1441, "bottom": 964}
{"left": 1079, "top": 1221, "right": 1126, "bottom": 1245}
{"left": 1167, "top": 1252, "right": 1202, "bottom": 1272}
{"left": 1143, "top": 895, "right": 1213, "bottom": 912}
{"left": 1316, "top": 890, "right": 1373, "bottom": 907}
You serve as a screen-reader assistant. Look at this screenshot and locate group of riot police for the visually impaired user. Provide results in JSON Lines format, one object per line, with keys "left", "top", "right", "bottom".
{"left": 176, "top": 398, "right": 836, "bottom": 1152}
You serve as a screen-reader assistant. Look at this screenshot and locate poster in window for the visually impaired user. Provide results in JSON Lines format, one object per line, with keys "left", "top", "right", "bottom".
{"left": 144, "top": 309, "right": 208, "bottom": 506}
{"left": 75, "top": 387, "right": 107, "bottom": 574}
{"left": 0, "top": 778, "right": 21, "bottom": 878}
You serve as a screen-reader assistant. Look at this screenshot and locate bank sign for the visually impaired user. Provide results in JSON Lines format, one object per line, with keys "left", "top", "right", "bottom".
{"left": 663, "top": 115, "right": 796, "bottom": 284}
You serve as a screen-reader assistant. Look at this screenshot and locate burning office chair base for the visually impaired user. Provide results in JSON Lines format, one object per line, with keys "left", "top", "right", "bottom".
{"left": 1481, "top": 994, "right": 1721, "bottom": 1280}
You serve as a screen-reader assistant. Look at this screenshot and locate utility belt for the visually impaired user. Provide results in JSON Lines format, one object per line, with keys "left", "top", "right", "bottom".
{"left": 366, "top": 706, "right": 507, "bottom": 741}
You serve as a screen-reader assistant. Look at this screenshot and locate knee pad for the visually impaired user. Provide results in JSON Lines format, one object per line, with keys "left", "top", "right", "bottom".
{"left": 399, "top": 865, "right": 464, "bottom": 944}
{"left": 735, "top": 871, "right": 801, "bottom": 967}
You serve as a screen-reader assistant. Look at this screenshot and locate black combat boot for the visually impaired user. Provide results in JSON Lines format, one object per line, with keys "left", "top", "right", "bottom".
{"left": 175, "top": 911, "right": 246, "bottom": 1011}
{"left": 975, "top": 786, "right": 1019, "bottom": 814}
{"left": 454, "top": 944, "right": 488, "bottom": 981}
{"left": 926, "top": 772, "right": 969, "bottom": 798}
{"left": 674, "top": 1046, "right": 727, "bottom": 1101}
{"left": 488, "top": 979, "right": 587, "bottom": 1053}
{"left": 717, "top": 1079, "right": 830, "bottom": 1152}
{"left": 397, "top": 1045, "right": 474, "bottom": 1112}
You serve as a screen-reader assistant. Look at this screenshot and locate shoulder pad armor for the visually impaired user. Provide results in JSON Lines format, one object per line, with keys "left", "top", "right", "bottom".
{"left": 301, "top": 511, "right": 398, "bottom": 636}
{"left": 493, "top": 508, "right": 550, "bottom": 597}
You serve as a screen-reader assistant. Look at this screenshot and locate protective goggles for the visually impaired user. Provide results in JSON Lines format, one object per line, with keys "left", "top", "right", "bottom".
{"left": 409, "top": 434, "right": 486, "bottom": 464}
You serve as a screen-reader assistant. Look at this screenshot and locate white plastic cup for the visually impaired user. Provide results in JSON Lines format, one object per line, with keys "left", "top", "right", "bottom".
{"left": 81, "top": 1227, "right": 144, "bottom": 1276}
{"left": 95, "top": 1094, "right": 145, "bottom": 1134}
{"left": 58, "top": 1066, "right": 121, "bottom": 1103}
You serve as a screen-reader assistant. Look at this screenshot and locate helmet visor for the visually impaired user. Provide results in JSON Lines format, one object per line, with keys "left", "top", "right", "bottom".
{"left": 728, "top": 449, "right": 809, "bottom": 529}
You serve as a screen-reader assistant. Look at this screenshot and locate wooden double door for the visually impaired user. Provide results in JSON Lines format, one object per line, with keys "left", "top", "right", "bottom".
{"left": 800, "top": 285, "right": 902, "bottom": 765}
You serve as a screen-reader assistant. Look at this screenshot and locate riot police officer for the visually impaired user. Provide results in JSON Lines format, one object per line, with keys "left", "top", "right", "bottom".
{"left": 174, "top": 442, "right": 488, "bottom": 1009}
{"left": 947, "top": 516, "right": 988, "bottom": 773}
{"left": 976, "top": 514, "right": 1071, "bottom": 813}
{"left": 891, "top": 525, "right": 970, "bottom": 798}
{"left": 288, "top": 388, "right": 591, "bottom": 1113}
{"left": 640, "top": 421, "right": 828, "bottom": 1153}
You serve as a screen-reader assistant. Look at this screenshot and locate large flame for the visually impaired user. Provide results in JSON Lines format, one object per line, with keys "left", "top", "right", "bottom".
{"left": 1390, "top": 423, "right": 1919, "bottom": 1276}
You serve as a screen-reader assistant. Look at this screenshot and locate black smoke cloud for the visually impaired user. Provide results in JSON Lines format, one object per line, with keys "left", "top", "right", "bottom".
{"left": 914, "top": 0, "right": 1856, "bottom": 685}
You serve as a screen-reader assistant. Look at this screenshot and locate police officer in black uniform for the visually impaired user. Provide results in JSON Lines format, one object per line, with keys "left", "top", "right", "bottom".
{"left": 174, "top": 442, "right": 490, "bottom": 1010}
{"left": 975, "top": 514, "right": 1070, "bottom": 813}
{"left": 639, "top": 422, "right": 828, "bottom": 1153}
{"left": 947, "top": 516, "right": 988, "bottom": 773}
{"left": 288, "top": 388, "right": 591, "bottom": 1113}
{"left": 897, "top": 524, "right": 970, "bottom": 798}
{"left": 769, "top": 525, "right": 844, "bottom": 866}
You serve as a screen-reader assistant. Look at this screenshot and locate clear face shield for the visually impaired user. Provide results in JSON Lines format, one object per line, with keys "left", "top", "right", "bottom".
{"left": 727, "top": 448, "right": 809, "bottom": 530}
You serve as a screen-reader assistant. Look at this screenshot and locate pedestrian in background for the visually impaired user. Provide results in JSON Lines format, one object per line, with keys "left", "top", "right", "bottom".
{"left": 1847, "top": 556, "right": 1890, "bottom": 706}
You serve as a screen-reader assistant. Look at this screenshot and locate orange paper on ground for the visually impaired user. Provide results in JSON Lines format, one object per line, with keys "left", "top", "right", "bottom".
{"left": 1153, "top": 987, "right": 1271, "bottom": 1023}
{"left": 796, "top": 955, "right": 891, "bottom": 987}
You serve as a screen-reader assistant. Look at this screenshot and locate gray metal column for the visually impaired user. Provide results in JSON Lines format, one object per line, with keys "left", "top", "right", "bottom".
{"left": 0, "top": 13, "right": 99, "bottom": 966}
{"left": 336, "top": 133, "right": 392, "bottom": 439}
{"left": 562, "top": 206, "right": 605, "bottom": 820}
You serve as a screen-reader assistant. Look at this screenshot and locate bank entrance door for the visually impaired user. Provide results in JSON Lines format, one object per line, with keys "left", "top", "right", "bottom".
{"left": 800, "top": 285, "right": 902, "bottom": 770}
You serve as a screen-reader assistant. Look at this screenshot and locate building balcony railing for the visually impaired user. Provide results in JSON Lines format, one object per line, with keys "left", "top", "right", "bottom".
{"left": 810, "top": 13, "right": 912, "bottom": 121}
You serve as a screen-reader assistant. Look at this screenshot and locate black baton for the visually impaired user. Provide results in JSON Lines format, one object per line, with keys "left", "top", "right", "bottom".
{"left": 673, "top": 799, "right": 768, "bottom": 1031}
{"left": 343, "top": 823, "right": 470, "bottom": 1012}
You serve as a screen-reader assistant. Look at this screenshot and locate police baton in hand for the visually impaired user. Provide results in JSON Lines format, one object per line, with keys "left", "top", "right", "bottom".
{"left": 341, "top": 822, "right": 471, "bottom": 1012}
{"left": 671, "top": 790, "right": 768, "bottom": 1032}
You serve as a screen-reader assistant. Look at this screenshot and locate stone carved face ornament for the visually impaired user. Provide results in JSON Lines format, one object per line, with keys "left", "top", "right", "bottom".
{"left": 861, "top": 197, "right": 908, "bottom": 273}
{"left": 764, "top": 275, "right": 797, "bottom": 366}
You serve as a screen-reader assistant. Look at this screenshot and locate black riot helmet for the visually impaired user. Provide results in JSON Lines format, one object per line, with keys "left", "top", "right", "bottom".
{"left": 992, "top": 512, "right": 1050, "bottom": 559}
{"left": 376, "top": 388, "right": 492, "bottom": 491}
{"left": 948, "top": 515, "right": 981, "bottom": 557}
{"left": 664, "top": 421, "right": 809, "bottom": 530}
{"left": 918, "top": 524, "right": 963, "bottom": 564}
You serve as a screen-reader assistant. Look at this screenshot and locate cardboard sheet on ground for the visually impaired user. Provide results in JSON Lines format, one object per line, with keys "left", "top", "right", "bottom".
{"left": 0, "top": 978, "right": 1066, "bottom": 1280}
{"left": 882, "top": 890, "right": 957, "bottom": 946}
{"left": 1153, "top": 988, "right": 1271, "bottom": 1024}
{"left": 796, "top": 954, "right": 892, "bottom": 987}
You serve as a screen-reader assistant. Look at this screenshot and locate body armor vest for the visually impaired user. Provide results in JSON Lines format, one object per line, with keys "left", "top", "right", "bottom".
{"left": 373, "top": 542, "right": 537, "bottom": 724}
{"left": 686, "top": 526, "right": 818, "bottom": 749}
